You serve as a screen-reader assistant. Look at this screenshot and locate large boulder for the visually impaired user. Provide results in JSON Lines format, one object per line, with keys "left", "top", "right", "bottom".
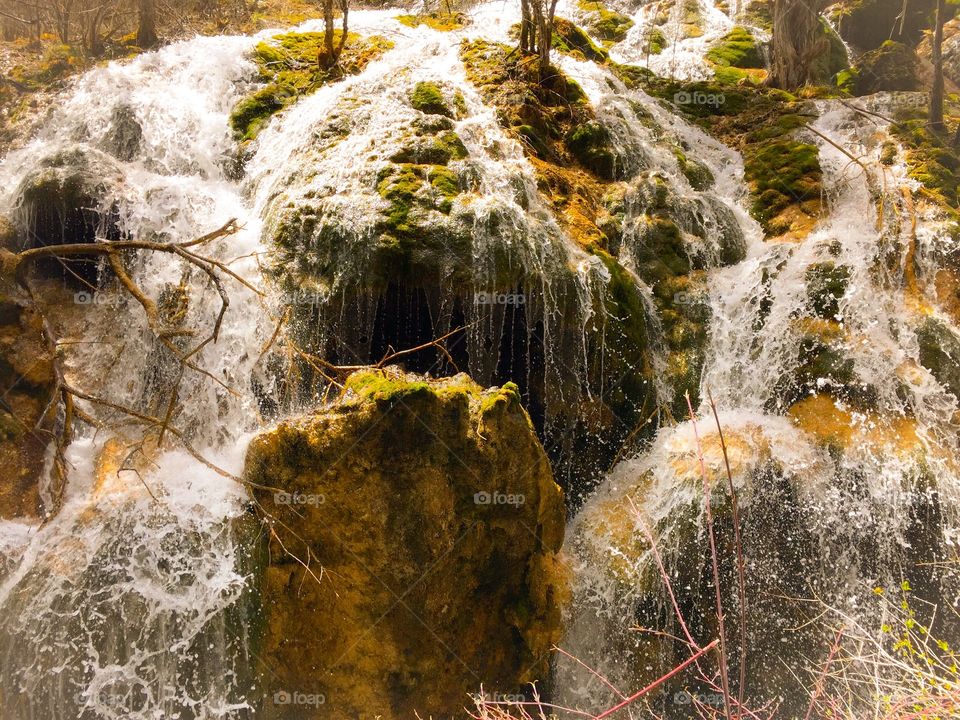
{"left": 853, "top": 41, "right": 923, "bottom": 95}
{"left": 245, "top": 369, "right": 567, "bottom": 720}
{"left": 9, "top": 146, "right": 124, "bottom": 284}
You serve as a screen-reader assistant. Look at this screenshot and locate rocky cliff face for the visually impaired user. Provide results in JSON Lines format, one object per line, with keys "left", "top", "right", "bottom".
{"left": 245, "top": 368, "right": 567, "bottom": 719}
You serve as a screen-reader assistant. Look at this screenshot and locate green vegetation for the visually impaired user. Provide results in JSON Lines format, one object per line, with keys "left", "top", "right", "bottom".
{"left": 229, "top": 30, "right": 393, "bottom": 143}
{"left": 806, "top": 262, "right": 850, "bottom": 318}
{"left": 396, "top": 12, "right": 469, "bottom": 31}
{"left": 460, "top": 38, "right": 619, "bottom": 179}
{"left": 576, "top": 0, "right": 635, "bottom": 44}
{"left": 410, "top": 81, "right": 452, "bottom": 117}
{"left": 705, "top": 26, "right": 764, "bottom": 69}
{"left": 891, "top": 115, "right": 960, "bottom": 209}
{"left": 644, "top": 27, "right": 668, "bottom": 55}
{"left": 551, "top": 17, "right": 609, "bottom": 62}
{"left": 852, "top": 40, "right": 918, "bottom": 95}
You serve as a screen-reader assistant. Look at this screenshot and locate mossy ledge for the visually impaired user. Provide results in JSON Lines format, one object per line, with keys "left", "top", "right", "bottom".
{"left": 229, "top": 30, "right": 394, "bottom": 144}
{"left": 644, "top": 78, "right": 823, "bottom": 240}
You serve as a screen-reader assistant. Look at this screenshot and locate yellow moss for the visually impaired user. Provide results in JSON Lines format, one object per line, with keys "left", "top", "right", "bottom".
{"left": 396, "top": 12, "right": 469, "bottom": 31}
{"left": 788, "top": 394, "right": 923, "bottom": 456}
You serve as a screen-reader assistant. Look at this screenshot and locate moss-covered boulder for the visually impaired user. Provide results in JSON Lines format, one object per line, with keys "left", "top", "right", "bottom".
{"left": 246, "top": 369, "right": 567, "bottom": 720}
{"left": 834, "top": 0, "right": 936, "bottom": 51}
{"left": 576, "top": 0, "right": 634, "bottom": 44}
{"left": 853, "top": 41, "right": 922, "bottom": 95}
{"left": 9, "top": 146, "right": 125, "bottom": 284}
{"left": 916, "top": 317, "right": 960, "bottom": 399}
{"left": 705, "top": 26, "right": 764, "bottom": 70}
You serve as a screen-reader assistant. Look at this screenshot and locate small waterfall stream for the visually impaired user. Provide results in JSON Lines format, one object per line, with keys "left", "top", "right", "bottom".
{"left": 0, "top": 1, "right": 958, "bottom": 717}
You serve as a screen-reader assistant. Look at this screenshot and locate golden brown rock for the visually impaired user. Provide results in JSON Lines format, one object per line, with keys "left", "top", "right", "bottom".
{"left": 245, "top": 368, "right": 568, "bottom": 720}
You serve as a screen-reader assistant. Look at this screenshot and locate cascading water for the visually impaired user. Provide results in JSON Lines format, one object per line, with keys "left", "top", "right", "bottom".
{"left": 0, "top": 34, "right": 271, "bottom": 720}
{"left": 554, "top": 36, "right": 960, "bottom": 717}
{"left": 2, "top": 1, "right": 959, "bottom": 718}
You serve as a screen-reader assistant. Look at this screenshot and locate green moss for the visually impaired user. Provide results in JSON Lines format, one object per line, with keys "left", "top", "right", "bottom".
{"left": 645, "top": 28, "right": 667, "bottom": 55}
{"left": 853, "top": 41, "right": 919, "bottom": 95}
{"left": 410, "top": 81, "right": 452, "bottom": 117}
{"left": 396, "top": 12, "right": 469, "bottom": 31}
{"left": 576, "top": 0, "right": 635, "bottom": 44}
{"left": 806, "top": 262, "right": 850, "bottom": 319}
{"left": 230, "top": 85, "right": 290, "bottom": 142}
{"left": 390, "top": 129, "right": 468, "bottom": 165}
{"left": 229, "top": 30, "right": 394, "bottom": 143}
{"left": 916, "top": 318, "right": 960, "bottom": 399}
{"left": 460, "top": 38, "right": 612, "bottom": 178}
{"left": 565, "top": 121, "right": 616, "bottom": 179}
{"left": 705, "top": 26, "right": 764, "bottom": 69}
{"left": 551, "top": 18, "right": 609, "bottom": 62}
{"left": 674, "top": 147, "right": 715, "bottom": 190}
{"left": 891, "top": 118, "right": 960, "bottom": 208}
{"left": 345, "top": 370, "right": 435, "bottom": 404}
{"left": 745, "top": 137, "right": 821, "bottom": 230}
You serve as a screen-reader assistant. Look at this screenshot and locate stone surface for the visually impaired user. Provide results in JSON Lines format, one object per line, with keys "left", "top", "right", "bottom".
{"left": 245, "top": 368, "right": 568, "bottom": 720}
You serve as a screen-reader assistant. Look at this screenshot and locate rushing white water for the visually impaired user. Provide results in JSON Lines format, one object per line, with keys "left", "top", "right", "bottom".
{"left": 0, "top": 34, "right": 270, "bottom": 720}
{"left": 1, "top": 2, "right": 959, "bottom": 718}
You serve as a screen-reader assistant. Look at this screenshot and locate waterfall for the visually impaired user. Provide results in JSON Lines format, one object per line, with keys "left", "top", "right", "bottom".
{"left": 1, "top": 1, "right": 958, "bottom": 717}
{"left": 0, "top": 34, "right": 270, "bottom": 720}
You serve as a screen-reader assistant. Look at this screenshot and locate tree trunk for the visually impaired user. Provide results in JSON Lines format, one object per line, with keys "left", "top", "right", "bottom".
{"left": 137, "top": 0, "right": 158, "bottom": 48}
{"left": 323, "top": 0, "right": 334, "bottom": 64}
{"left": 931, "top": 0, "right": 946, "bottom": 131}
{"left": 520, "top": 0, "right": 533, "bottom": 53}
{"left": 768, "top": 0, "right": 828, "bottom": 89}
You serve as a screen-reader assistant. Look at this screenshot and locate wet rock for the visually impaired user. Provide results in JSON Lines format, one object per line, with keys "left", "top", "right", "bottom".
{"left": 9, "top": 146, "right": 125, "bottom": 285}
{"left": 915, "top": 317, "right": 960, "bottom": 399}
{"left": 246, "top": 369, "right": 567, "bottom": 720}
{"left": 834, "top": 0, "right": 935, "bottom": 51}
{"left": 853, "top": 41, "right": 922, "bottom": 95}
{"left": 0, "top": 300, "right": 55, "bottom": 520}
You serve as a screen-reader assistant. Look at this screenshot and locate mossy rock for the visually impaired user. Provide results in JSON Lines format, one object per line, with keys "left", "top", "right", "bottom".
{"left": 576, "top": 0, "right": 635, "bottom": 44}
{"left": 396, "top": 12, "right": 469, "bottom": 31}
{"left": 410, "top": 80, "right": 453, "bottom": 117}
{"left": 246, "top": 368, "right": 567, "bottom": 718}
{"left": 644, "top": 27, "right": 667, "bottom": 55}
{"left": 834, "top": 0, "right": 936, "bottom": 51}
{"left": 891, "top": 117, "right": 960, "bottom": 207}
{"left": 806, "top": 262, "right": 850, "bottom": 319}
{"left": 705, "top": 26, "right": 764, "bottom": 69}
{"left": 551, "top": 17, "right": 609, "bottom": 62}
{"left": 565, "top": 121, "right": 617, "bottom": 179}
{"left": 745, "top": 139, "right": 821, "bottom": 230}
{"left": 810, "top": 19, "right": 849, "bottom": 83}
{"left": 229, "top": 30, "right": 394, "bottom": 143}
{"left": 853, "top": 41, "right": 921, "bottom": 95}
{"left": 916, "top": 317, "right": 960, "bottom": 399}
